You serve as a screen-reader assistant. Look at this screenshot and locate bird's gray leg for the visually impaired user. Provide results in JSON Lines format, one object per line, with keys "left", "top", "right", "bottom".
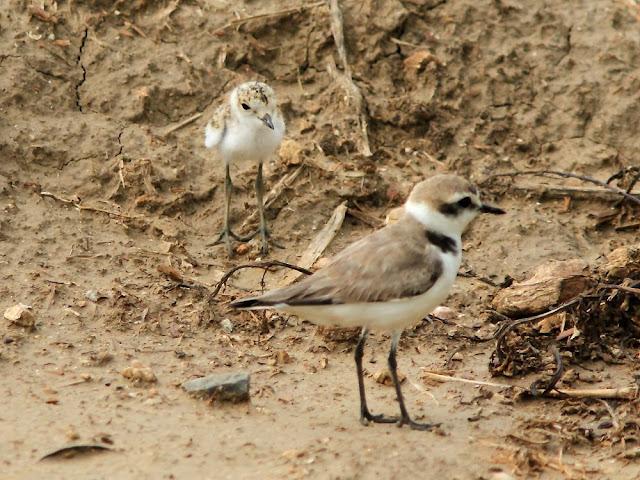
{"left": 388, "top": 331, "right": 438, "bottom": 431}
{"left": 217, "top": 163, "right": 234, "bottom": 255}
{"left": 355, "top": 327, "right": 397, "bottom": 425}
{"left": 212, "top": 163, "right": 253, "bottom": 255}
{"left": 255, "top": 162, "right": 283, "bottom": 255}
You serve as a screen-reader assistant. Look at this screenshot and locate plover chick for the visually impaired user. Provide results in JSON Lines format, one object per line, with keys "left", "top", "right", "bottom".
{"left": 204, "top": 81, "right": 285, "bottom": 255}
{"left": 231, "top": 174, "right": 505, "bottom": 430}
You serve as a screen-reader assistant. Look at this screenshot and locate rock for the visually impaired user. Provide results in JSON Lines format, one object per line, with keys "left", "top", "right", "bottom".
{"left": 373, "top": 368, "right": 405, "bottom": 386}
{"left": 492, "top": 259, "right": 592, "bottom": 317}
{"left": 89, "top": 351, "right": 114, "bottom": 366}
{"left": 84, "top": 290, "right": 108, "bottom": 302}
{"left": 432, "top": 305, "right": 458, "bottom": 321}
{"left": 450, "top": 352, "right": 464, "bottom": 362}
{"left": 121, "top": 360, "right": 157, "bottom": 383}
{"left": 234, "top": 243, "right": 251, "bottom": 255}
{"left": 278, "top": 138, "right": 305, "bottom": 166}
{"left": 600, "top": 244, "right": 640, "bottom": 280}
{"left": 220, "top": 318, "right": 233, "bottom": 334}
{"left": 182, "top": 372, "right": 250, "bottom": 402}
{"left": 4, "top": 303, "right": 35, "bottom": 329}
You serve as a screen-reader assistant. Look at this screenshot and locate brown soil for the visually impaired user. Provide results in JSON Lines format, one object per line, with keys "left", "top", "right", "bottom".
{"left": 2, "top": 1, "right": 640, "bottom": 478}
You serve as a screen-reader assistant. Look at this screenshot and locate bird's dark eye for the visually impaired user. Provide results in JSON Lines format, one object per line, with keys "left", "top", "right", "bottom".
{"left": 241, "top": 103, "right": 250, "bottom": 110}
{"left": 457, "top": 196, "right": 472, "bottom": 208}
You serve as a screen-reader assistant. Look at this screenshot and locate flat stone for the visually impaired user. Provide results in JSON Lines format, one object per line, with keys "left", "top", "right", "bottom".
{"left": 182, "top": 372, "right": 250, "bottom": 403}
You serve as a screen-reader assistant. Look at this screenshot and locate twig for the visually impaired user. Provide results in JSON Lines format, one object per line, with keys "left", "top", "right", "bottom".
{"left": 118, "top": 158, "right": 126, "bottom": 189}
{"left": 215, "top": 1, "right": 325, "bottom": 33}
{"left": 510, "top": 184, "right": 640, "bottom": 202}
{"left": 347, "top": 205, "right": 383, "bottom": 228}
{"left": 44, "top": 278, "right": 73, "bottom": 286}
{"left": 389, "top": 36, "right": 421, "bottom": 48}
{"left": 444, "top": 346, "right": 464, "bottom": 368}
{"left": 529, "top": 344, "right": 564, "bottom": 397}
{"left": 599, "top": 399, "right": 620, "bottom": 430}
{"left": 422, "top": 370, "right": 514, "bottom": 389}
{"left": 545, "top": 344, "right": 564, "bottom": 396}
{"left": 240, "top": 165, "right": 305, "bottom": 231}
{"left": 123, "top": 20, "right": 146, "bottom": 38}
{"left": 485, "top": 170, "right": 640, "bottom": 206}
{"left": 626, "top": 170, "right": 640, "bottom": 194}
{"left": 421, "top": 370, "right": 639, "bottom": 400}
{"left": 210, "top": 260, "right": 312, "bottom": 299}
{"left": 600, "top": 283, "right": 640, "bottom": 296}
{"left": 327, "top": 0, "right": 372, "bottom": 157}
{"left": 492, "top": 283, "right": 637, "bottom": 342}
{"left": 279, "top": 201, "right": 347, "bottom": 286}
{"left": 457, "top": 270, "right": 502, "bottom": 288}
{"left": 328, "top": 0, "right": 350, "bottom": 75}
{"left": 161, "top": 112, "right": 203, "bottom": 137}
{"left": 551, "top": 387, "right": 639, "bottom": 400}
{"left": 494, "top": 297, "right": 583, "bottom": 353}
{"left": 40, "top": 191, "right": 136, "bottom": 220}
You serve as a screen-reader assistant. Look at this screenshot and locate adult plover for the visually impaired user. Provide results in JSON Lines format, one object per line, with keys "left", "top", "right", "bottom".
{"left": 230, "top": 174, "right": 505, "bottom": 430}
{"left": 204, "top": 81, "right": 285, "bottom": 255}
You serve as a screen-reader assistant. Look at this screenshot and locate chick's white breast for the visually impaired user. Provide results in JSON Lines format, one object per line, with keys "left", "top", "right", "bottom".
{"left": 220, "top": 115, "right": 284, "bottom": 162}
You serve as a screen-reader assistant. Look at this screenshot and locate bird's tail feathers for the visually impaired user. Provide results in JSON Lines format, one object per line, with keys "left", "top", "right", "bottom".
{"left": 229, "top": 296, "right": 276, "bottom": 310}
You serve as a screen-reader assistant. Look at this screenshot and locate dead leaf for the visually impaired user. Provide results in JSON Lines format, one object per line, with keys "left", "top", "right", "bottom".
{"left": 40, "top": 444, "right": 112, "bottom": 461}
{"left": 157, "top": 264, "right": 184, "bottom": 282}
{"left": 234, "top": 243, "right": 251, "bottom": 255}
{"left": 276, "top": 350, "right": 291, "bottom": 365}
{"left": 403, "top": 50, "right": 440, "bottom": 74}
{"left": 536, "top": 312, "right": 566, "bottom": 334}
{"left": 28, "top": 6, "right": 59, "bottom": 24}
{"left": 52, "top": 39, "right": 71, "bottom": 47}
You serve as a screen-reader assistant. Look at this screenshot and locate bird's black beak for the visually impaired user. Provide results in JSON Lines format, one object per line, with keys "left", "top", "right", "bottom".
{"left": 480, "top": 203, "right": 506, "bottom": 215}
{"left": 261, "top": 113, "right": 274, "bottom": 130}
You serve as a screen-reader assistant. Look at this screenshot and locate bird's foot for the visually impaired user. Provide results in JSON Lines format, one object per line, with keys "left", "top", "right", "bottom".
{"left": 360, "top": 409, "right": 398, "bottom": 426}
{"left": 243, "top": 226, "right": 284, "bottom": 255}
{"left": 209, "top": 228, "right": 253, "bottom": 255}
{"left": 396, "top": 415, "right": 439, "bottom": 431}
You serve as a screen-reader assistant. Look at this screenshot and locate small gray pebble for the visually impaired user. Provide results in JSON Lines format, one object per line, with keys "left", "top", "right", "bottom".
{"left": 182, "top": 372, "right": 250, "bottom": 402}
{"left": 220, "top": 318, "right": 233, "bottom": 334}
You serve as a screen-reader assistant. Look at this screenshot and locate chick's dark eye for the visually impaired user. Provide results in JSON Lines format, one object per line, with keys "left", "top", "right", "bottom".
{"left": 241, "top": 103, "right": 250, "bottom": 110}
{"left": 457, "top": 196, "right": 472, "bottom": 208}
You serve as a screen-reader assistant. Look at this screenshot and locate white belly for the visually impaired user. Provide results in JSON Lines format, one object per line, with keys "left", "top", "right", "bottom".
{"left": 277, "top": 251, "right": 461, "bottom": 331}
{"left": 220, "top": 120, "right": 284, "bottom": 163}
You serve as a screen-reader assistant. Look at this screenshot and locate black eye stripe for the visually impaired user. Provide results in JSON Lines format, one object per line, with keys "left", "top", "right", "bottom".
{"left": 457, "top": 196, "right": 472, "bottom": 208}
{"left": 438, "top": 203, "right": 461, "bottom": 216}
{"left": 438, "top": 196, "right": 478, "bottom": 216}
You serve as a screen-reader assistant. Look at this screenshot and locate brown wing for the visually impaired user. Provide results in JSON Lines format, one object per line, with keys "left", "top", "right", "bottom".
{"left": 233, "top": 221, "right": 444, "bottom": 308}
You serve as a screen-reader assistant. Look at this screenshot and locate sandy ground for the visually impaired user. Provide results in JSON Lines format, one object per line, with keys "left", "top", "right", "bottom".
{"left": 2, "top": 0, "right": 640, "bottom": 478}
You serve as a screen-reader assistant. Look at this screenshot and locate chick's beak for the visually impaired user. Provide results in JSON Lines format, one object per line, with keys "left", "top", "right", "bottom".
{"left": 480, "top": 203, "right": 506, "bottom": 215}
{"left": 261, "top": 113, "right": 274, "bottom": 130}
